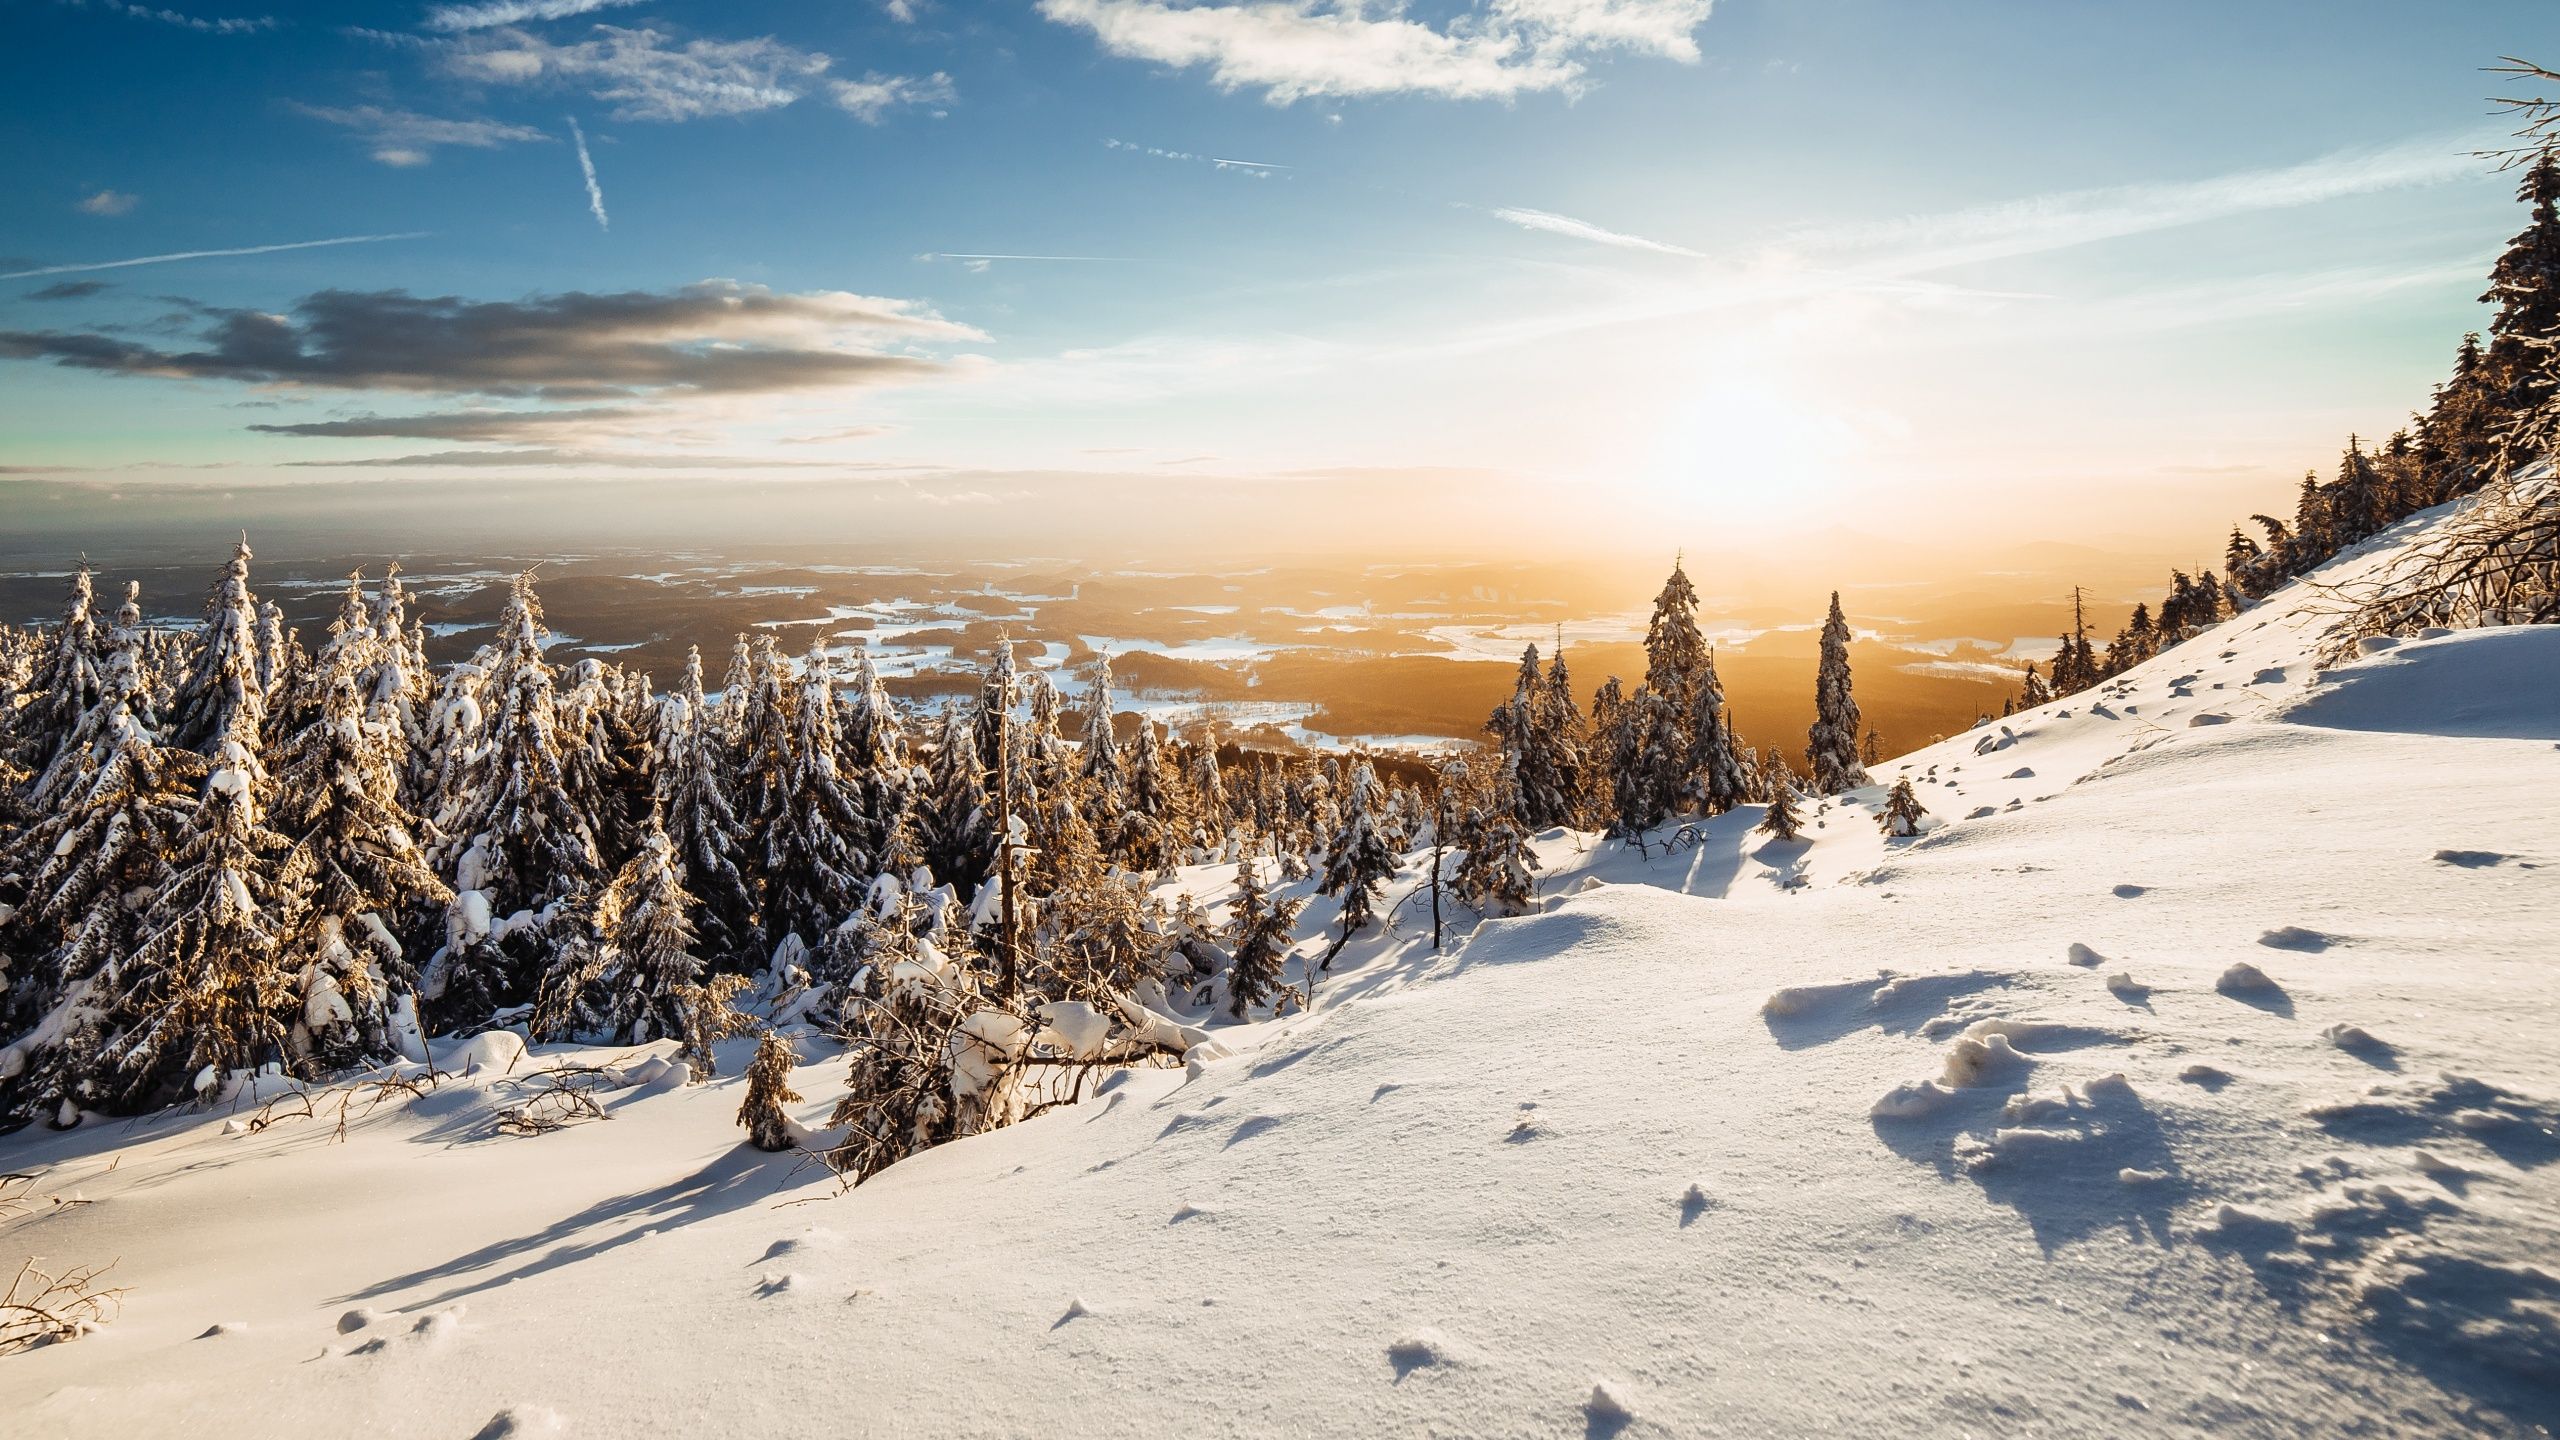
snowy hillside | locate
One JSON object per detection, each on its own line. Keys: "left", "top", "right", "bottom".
{"left": 4, "top": 501, "right": 2557, "bottom": 1438}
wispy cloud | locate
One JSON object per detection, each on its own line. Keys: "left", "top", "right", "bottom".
{"left": 1038, "top": 0, "right": 1711, "bottom": 104}
{"left": 59, "top": 0, "right": 277, "bottom": 36}
{"left": 1491, "top": 205, "right": 1701, "bottom": 257}
{"left": 290, "top": 102, "right": 550, "bottom": 166}
{"left": 1103, "top": 137, "right": 1290, "bottom": 177}
{"left": 830, "top": 72, "right": 955, "bottom": 122}
{"left": 24, "top": 280, "right": 114, "bottom": 301}
{"left": 440, "top": 24, "right": 945, "bottom": 126}
{"left": 1791, "top": 133, "right": 2490, "bottom": 269}
{"left": 423, "top": 0, "right": 641, "bottom": 33}
{"left": 0, "top": 232, "right": 429, "bottom": 281}
{"left": 76, "top": 189, "right": 139, "bottom": 216}
{"left": 920, "top": 251, "right": 1139, "bottom": 273}
{"left": 568, "top": 116, "right": 609, "bottom": 229}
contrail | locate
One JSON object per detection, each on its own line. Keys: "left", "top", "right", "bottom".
{"left": 0, "top": 232, "right": 431, "bottom": 281}
{"left": 569, "top": 116, "right": 609, "bottom": 232}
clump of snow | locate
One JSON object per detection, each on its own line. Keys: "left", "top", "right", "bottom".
{"left": 2217, "top": 961, "right": 2280, "bottom": 995}
{"left": 2065, "top": 942, "right": 2103, "bottom": 967}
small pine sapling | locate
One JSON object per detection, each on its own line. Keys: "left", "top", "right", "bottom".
{"left": 737, "top": 1028, "right": 803, "bottom": 1151}
{"left": 1879, "top": 777, "right": 1930, "bottom": 838}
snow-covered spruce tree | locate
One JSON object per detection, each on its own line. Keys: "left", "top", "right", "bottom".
{"left": 1612, "top": 558, "right": 1713, "bottom": 833}
{"left": 1757, "top": 778, "right": 1805, "bottom": 842}
{"left": 1019, "top": 669, "right": 1075, "bottom": 804}
{"left": 0, "top": 630, "right": 200, "bottom": 1067}
{"left": 1120, "top": 716, "right": 1185, "bottom": 873}
{"left": 737, "top": 1028, "right": 802, "bottom": 1151}
{"left": 1879, "top": 777, "right": 1929, "bottom": 838}
{"left": 1682, "top": 641, "right": 1746, "bottom": 817}
{"left": 1078, "top": 650, "right": 1124, "bottom": 799}
{"left": 28, "top": 585, "right": 155, "bottom": 813}
{"left": 760, "top": 644, "right": 872, "bottom": 951}
{"left": 653, "top": 647, "right": 761, "bottom": 968}
{"left": 427, "top": 572, "right": 604, "bottom": 1023}
{"left": 1186, "top": 742, "right": 1227, "bottom": 856}
{"left": 1536, "top": 642, "right": 1587, "bottom": 828}
{"left": 269, "top": 644, "right": 451, "bottom": 1068}
{"left": 1804, "top": 591, "right": 1870, "bottom": 794}
{"left": 4, "top": 565, "right": 104, "bottom": 784}
{"left": 88, "top": 750, "right": 296, "bottom": 1112}
{"left": 923, "top": 702, "right": 994, "bottom": 899}
{"left": 839, "top": 644, "right": 910, "bottom": 852}
{"left": 582, "top": 814, "right": 704, "bottom": 1048}
{"left": 168, "top": 539, "right": 269, "bottom": 758}
{"left": 1223, "top": 854, "right": 1302, "bottom": 1019}
{"left": 1317, "top": 758, "right": 1399, "bottom": 963}
{"left": 1451, "top": 757, "right": 1540, "bottom": 917}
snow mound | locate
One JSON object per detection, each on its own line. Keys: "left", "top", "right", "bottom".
{"left": 2274, "top": 626, "right": 2560, "bottom": 740}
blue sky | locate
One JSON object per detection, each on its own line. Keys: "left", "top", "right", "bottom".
{"left": 0, "top": 0, "right": 2549, "bottom": 554}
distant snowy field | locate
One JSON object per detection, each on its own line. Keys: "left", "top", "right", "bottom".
{"left": 4, "top": 504, "right": 2556, "bottom": 1437}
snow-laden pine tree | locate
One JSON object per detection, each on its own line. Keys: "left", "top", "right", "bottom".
{"left": 1879, "top": 777, "right": 1929, "bottom": 838}
{"left": 28, "top": 584, "right": 155, "bottom": 813}
{"left": 0, "top": 620, "right": 200, "bottom": 1064}
{"left": 88, "top": 750, "right": 295, "bottom": 1113}
{"left": 760, "top": 645, "right": 872, "bottom": 951}
{"left": 1488, "top": 642, "right": 1579, "bottom": 831}
{"left": 1451, "top": 756, "right": 1540, "bottom": 916}
{"left": 839, "top": 644, "right": 910, "bottom": 851}
{"left": 1317, "top": 758, "right": 1399, "bottom": 962}
{"left": 1757, "top": 778, "right": 1805, "bottom": 842}
{"left": 4, "top": 566, "right": 104, "bottom": 785}
{"left": 1079, "top": 650, "right": 1124, "bottom": 798}
{"left": 653, "top": 647, "right": 761, "bottom": 968}
{"left": 1616, "top": 558, "right": 1715, "bottom": 832}
{"left": 738, "top": 1028, "right": 803, "bottom": 1151}
{"left": 169, "top": 539, "right": 268, "bottom": 758}
{"left": 1120, "top": 716, "right": 1184, "bottom": 873}
{"left": 924, "top": 702, "right": 994, "bottom": 899}
{"left": 585, "top": 814, "right": 704, "bottom": 1047}
{"left": 1682, "top": 642, "right": 1746, "bottom": 817}
{"left": 1804, "top": 592, "right": 1870, "bottom": 794}
{"left": 269, "top": 641, "right": 450, "bottom": 1068}
{"left": 427, "top": 573, "right": 604, "bottom": 1022}
{"left": 1222, "top": 854, "right": 1302, "bottom": 1019}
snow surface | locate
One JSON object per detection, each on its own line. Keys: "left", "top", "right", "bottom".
{"left": 5, "top": 505, "right": 2559, "bottom": 1436}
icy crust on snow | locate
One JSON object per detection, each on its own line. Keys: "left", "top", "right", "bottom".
{"left": 5, "top": 506, "right": 2560, "bottom": 1437}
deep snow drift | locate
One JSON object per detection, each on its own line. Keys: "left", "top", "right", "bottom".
{"left": 4, "top": 505, "right": 2557, "bottom": 1438}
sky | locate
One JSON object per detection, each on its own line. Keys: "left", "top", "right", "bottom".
{"left": 0, "top": 0, "right": 2550, "bottom": 560}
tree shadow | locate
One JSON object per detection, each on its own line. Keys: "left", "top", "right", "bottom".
{"left": 337, "top": 1146, "right": 820, "bottom": 1312}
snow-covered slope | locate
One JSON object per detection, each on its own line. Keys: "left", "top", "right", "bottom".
{"left": 5, "top": 505, "right": 2557, "bottom": 1438}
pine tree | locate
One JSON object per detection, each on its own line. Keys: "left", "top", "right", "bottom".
{"left": 427, "top": 573, "right": 604, "bottom": 1021}
{"left": 738, "top": 1028, "right": 803, "bottom": 1151}
{"left": 269, "top": 641, "right": 450, "bottom": 1067}
{"left": 169, "top": 539, "right": 269, "bottom": 757}
{"left": 760, "top": 645, "right": 872, "bottom": 947}
{"left": 1879, "top": 777, "right": 1929, "bottom": 838}
{"left": 1804, "top": 591, "right": 1869, "bottom": 794}
{"left": 924, "top": 702, "right": 994, "bottom": 898}
{"left": 1451, "top": 759, "right": 1539, "bottom": 916}
{"left": 1079, "top": 650, "right": 1124, "bottom": 798}
{"left": 1317, "top": 759, "right": 1399, "bottom": 962}
{"left": 1222, "top": 855, "right": 1302, "bottom": 1019}
{"left": 5, "top": 565, "right": 105, "bottom": 785}
{"left": 654, "top": 647, "right": 761, "bottom": 968}
{"left": 91, "top": 755, "right": 295, "bottom": 1112}
{"left": 2484, "top": 153, "right": 2560, "bottom": 420}
{"left": 1682, "top": 644, "right": 1745, "bottom": 817}
{"left": 587, "top": 816, "right": 704, "bottom": 1047}
{"left": 1120, "top": 716, "right": 1184, "bottom": 871}
{"left": 1757, "top": 778, "right": 1805, "bottom": 842}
